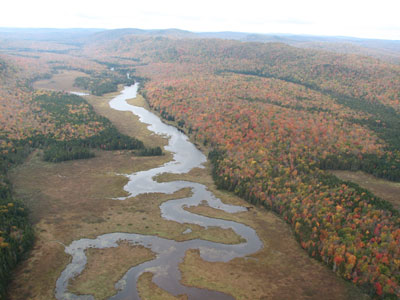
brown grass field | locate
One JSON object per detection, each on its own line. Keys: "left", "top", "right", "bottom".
{"left": 8, "top": 71, "right": 368, "bottom": 299}
{"left": 33, "top": 70, "right": 89, "bottom": 93}
{"left": 69, "top": 242, "right": 156, "bottom": 300}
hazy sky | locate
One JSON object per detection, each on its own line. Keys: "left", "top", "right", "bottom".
{"left": 1, "top": 0, "right": 399, "bottom": 40}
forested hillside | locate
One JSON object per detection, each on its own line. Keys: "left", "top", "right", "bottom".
{"left": 80, "top": 35, "right": 400, "bottom": 298}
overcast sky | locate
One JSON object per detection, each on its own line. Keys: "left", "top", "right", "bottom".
{"left": 1, "top": 0, "right": 399, "bottom": 40}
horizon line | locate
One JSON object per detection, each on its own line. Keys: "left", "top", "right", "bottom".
{"left": 0, "top": 26, "right": 399, "bottom": 42}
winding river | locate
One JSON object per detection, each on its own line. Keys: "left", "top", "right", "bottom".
{"left": 55, "top": 84, "right": 263, "bottom": 300}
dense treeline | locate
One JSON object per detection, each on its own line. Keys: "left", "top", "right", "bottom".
{"left": 0, "top": 59, "right": 36, "bottom": 299}
{"left": 83, "top": 127, "right": 144, "bottom": 150}
{"left": 136, "top": 146, "right": 163, "bottom": 156}
{"left": 42, "top": 127, "right": 145, "bottom": 163}
{"left": 209, "top": 148, "right": 399, "bottom": 299}
{"left": 74, "top": 71, "right": 135, "bottom": 96}
{"left": 0, "top": 140, "right": 34, "bottom": 299}
{"left": 0, "top": 195, "right": 33, "bottom": 299}
{"left": 74, "top": 76, "right": 116, "bottom": 95}
{"left": 320, "top": 152, "right": 400, "bottom": 182}
{"left": 43, "top": 144, "right": 94, "bottom": 162}
{"left": 209, "top": 149, "right": 398, "bottom": 215}
{"left": 33, "top": 92, "right": 145, "bottom": 162}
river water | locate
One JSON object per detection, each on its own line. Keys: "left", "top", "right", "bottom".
{"left": 55, "top": 84, "right": 263, "bottom": 300}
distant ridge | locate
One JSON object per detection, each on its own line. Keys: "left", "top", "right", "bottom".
{"left": 1, "top": 27, "right": 399, "bottom": 63}
{"left": 87, "top": 28, "right": 400, "bottom": 63}
{"left": 87, "top": 28, "right": 196, "bottom": 42}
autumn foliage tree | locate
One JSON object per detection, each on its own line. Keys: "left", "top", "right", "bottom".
{"left": 106, "top": 38, "right": 400, "bottom": 298}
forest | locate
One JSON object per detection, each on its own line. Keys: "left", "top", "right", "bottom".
{"left": 73, "top": 72, "right": 135, "bottom": 96}
{"left": 120, "top": 37, "right": 400, "bottom": 298}
{"left": 33, "top": 91, "right": 144, "bottom": 162}
{"left": 141, "top": 76, "right": 400, "bottom": 299}
{"left": 0, "top": 31, "right": 400, "bottom": 299}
